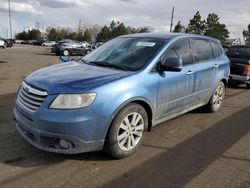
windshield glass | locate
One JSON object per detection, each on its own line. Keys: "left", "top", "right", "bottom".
{"left": 82, "top": 37, "right": 165, "bottom": 71}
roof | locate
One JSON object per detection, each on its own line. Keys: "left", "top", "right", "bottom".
{"left": 120, "top": 32, "right": 217, "bottom": 41}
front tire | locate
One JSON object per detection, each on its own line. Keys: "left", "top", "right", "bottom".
{"left": 246, "top": 83, "right": 250, "bottom": 89}
{"left": 208, "top": 81, "right": 225, "bottom": 112}
{"left": 104, "top": 103, "right": 148, "bottom": 159}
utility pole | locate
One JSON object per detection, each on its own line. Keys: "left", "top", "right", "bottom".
{"left": 78, "top": 18, "right": 82, "bottom": 35}
{"left": 170, "top": 6, "right": 174, "bottom": 33}
{"left": 8, "top": 0, "right": 13, "bottom": 39}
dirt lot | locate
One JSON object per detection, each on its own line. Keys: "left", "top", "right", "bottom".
{"left": 0, "top": 45, "right": 249, "bottom": 188}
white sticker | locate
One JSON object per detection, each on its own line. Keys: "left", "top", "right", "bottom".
{"left": 136, "top": 42, "right": 156, "bottom": 47}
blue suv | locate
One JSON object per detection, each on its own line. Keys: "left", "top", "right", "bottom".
{"left": 14, "top": 33, "right": 230, "bottom": 158}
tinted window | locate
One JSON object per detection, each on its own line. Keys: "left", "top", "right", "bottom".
{"left": 226, "top": 47, "right": 238, "bottom": 58}
{"left": 191, "top": 39, "right": 213, "bottom": 62}
{"left": 211, "top": 40, "right": 222, "bottom": 57}
{"left": 237, "top": 47, "right": 250, "bottom": 59}
{"left": 163, "top": 40, "right": 192, "bottom": 65}
{"left": 227, "top": 46, "right": 250, "bottom": 59}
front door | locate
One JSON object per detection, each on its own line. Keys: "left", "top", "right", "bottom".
{"left": 157, "top": 39, "right": 195, "bottom": 119}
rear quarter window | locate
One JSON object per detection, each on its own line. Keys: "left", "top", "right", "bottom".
{"left": 191, "top": 39, "right": 213, "bottom": 62}
{"left": 211, "top": 40, "right": 222, "bottom": 58}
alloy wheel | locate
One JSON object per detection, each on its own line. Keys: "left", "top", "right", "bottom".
{"left": 117, "top": 112, "right": 144, "bottom": 151}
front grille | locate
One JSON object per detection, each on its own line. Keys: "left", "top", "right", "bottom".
{"left": 17, "top": 82, "right": 47, "bottom": 112}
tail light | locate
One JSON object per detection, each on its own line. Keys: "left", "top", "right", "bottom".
{"left": 243, "top": 64, "right": 250, "bottom": 76}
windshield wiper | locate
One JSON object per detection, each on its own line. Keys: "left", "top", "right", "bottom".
{"left": 89, "top": 61, "right": 130, "bottom": 71}
{"left": 79, "top": 59, "right": 89, "bottom": 64}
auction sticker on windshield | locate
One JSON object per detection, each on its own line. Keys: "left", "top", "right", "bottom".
{"left": 136, "top": 42, "right": 156, "bottom": 47}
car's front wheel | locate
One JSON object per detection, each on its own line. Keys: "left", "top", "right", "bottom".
{"left": 104, "top": 103, "right": 148, "bottom": 158}
{"left": 246, "top": 83, "right": 250, "bottom": 89}
{"left": 208, "top": 81, "right": 225, "bottom": 112}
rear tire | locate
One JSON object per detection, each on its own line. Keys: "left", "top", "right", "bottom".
{"left": 246, "top": 83, "right": 250, "bottom": 89}
{"left": 207, "top": 81, "right": 225, "bottom": 112}
{"left": 104, "top": 103, "right": 148, "bottom": 159}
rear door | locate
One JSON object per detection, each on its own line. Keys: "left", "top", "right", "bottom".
{"left": 190, "top": 38, "right": 217, "bottom": 103}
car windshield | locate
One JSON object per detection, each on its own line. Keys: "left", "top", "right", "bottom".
{"left": 82, "top": 37, "right": 165, "bottom": 71}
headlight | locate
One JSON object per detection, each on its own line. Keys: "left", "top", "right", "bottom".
{"left": 50, "top": 93, "right": 96, "bottom": 109}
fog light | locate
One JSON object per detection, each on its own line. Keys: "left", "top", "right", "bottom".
{"left": 59, "top": 139, "right": 72, "bottom": 149}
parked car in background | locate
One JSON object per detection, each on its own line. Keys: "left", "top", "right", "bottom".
{"left": 51, "top": 40, "right": 87, "bottom": 56}
{"left": 42, "top": 41, "right": 56, "bottom": 47}
{"left": 226, "top": 45, "right": 250, "bottom": 88}
{"left": 3, "top": 39, "right": 15, "bottom": 47}
{"left": 15, "top": 40, "right": 23, "bottom": 44}
{"left": 0, "top": 39, "right": 6, "bottom": 48}
{"left": 21, "top": 40, "right": 34, "bottom": 45}
{"left": 80, "top": 41, "right": 89, "bottom": 48}
{"left": 33, "top": 40, "right": 45, "bottom": 46}
{"left": 14, "top": 33, "right": 229, "bottom": 158}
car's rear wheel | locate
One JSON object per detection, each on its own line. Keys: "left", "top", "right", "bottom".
{"left": 63, "top": 49, "right": 70, "bottom": 56}
{"left": 208, "top": 81, "right": 225, "bottom": 112}
{"left": 246, "top": 83, "right": 250, "bottom": 89}
{"left": 104, "top": 103, "right": 148, "bottom": 158}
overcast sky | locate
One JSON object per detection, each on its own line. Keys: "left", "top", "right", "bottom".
{"left": 0, "top": 0, "right": 249, "bottom": 39}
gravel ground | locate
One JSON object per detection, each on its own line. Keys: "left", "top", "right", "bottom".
{"left": 0, "top": 45, "right": 249, "bottom": 188}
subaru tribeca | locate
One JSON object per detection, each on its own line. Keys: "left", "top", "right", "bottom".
{"left": 14, "top": 33, "right": 230, "bottom": 158}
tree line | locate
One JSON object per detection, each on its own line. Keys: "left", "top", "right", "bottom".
{"left": 15, "top": 20, "right": 149, "bottom": 42}
{"left": 15, "top": 13, "right": 250, "bottom": 44}
{"left": 172, "top": 11, "right": 249, "bottom": 44}
{"left": 173, "top": 11, "right": 230, "bottom": 42}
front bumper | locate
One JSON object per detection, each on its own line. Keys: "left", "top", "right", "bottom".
{"left": 14, "top": 104, "right": 108, "bottom": 154}
{"left": 229, "top": 74, "right": 250, "bottom": 84}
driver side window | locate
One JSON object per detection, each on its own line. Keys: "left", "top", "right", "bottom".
{"left": 162, "top": 39, "right": 192, "bottom": 65}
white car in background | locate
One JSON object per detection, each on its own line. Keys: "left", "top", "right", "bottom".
{"left": 42, "top": 41, "right": 56, "bottom": 47}
{"left": 0, "top": 39, "right": 6, "bottom": 48}
{"left": 80, "top": 41, "right": 89, "bottom": 48}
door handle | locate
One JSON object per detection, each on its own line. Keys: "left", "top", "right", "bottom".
{"left": 186, "top": 71, "right": 194, "bottom": 75}
{"left": 213, "top": 64, "right": 219, "bottom": 68}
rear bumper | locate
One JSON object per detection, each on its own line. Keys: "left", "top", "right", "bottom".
{"left": 229, "top": 74, "right": 250, "bottom": 84}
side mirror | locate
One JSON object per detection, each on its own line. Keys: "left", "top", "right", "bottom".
{"left": 160, "top": 57, "right": 183, "bottom": 72}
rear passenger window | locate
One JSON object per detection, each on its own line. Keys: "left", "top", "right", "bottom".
{"left": 163, "top": 40, "right": 192, "bottom": 65}
{"left": 191, "top": 39, "right": 213, "bottom": 62}
{"left": 211, "top": 40, "right": 222, "bottom": 58}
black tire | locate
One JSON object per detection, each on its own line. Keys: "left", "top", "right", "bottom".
{"left": 104, "top": 103, "right": 148, "bottom": 159}
{"left": 63, "top": 49, "right": 70, "bottom": 56}
{"left": 246, "top": 83, "right": 250, "bottom": 89}
{"left": 207, "top": 81, "right": 225, "bottom": 112}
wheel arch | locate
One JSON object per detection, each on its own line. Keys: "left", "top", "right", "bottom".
{"left": 221, "top": 78, "right": 228, "bottom": 88}
{"left": 104, "top": 97, "right": 154, "bottom": 141}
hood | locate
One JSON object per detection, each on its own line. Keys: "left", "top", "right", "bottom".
{"left": 25, "top": 61, "right": 134, "bottom": 94}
